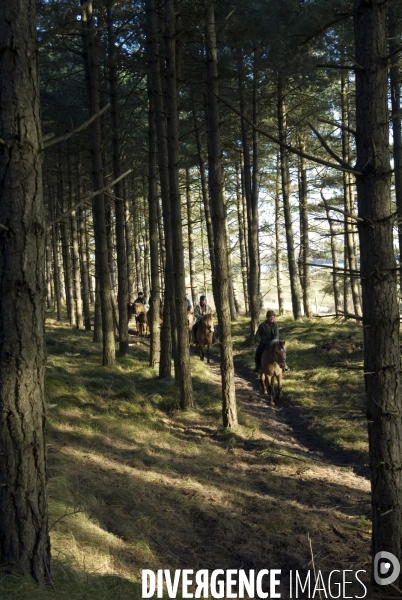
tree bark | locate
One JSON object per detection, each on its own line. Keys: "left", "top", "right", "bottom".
{"left": 186, "top": 168, "right": 198, "bottom": 307}
{"left": 389, "top": 10, "right": 402, "bottom": 296}
{"left": 68, "top": 157, "right": 84, "bottom": 329}
{"left": 205, "top": 0, "right": 237, "bottom": 428}
{"left": 341, "top": 71, "right": 361, "bottom": 318}
{"left": 50, "top": 196, "right": 63, "bottom": 321}
{"left": 298, "top": 138, "right": 312, "bottom": 317}
{"left": 59, "top": 167, "right": 74, "bottom": 324}
{"left": 235, "top": 162, "right": 249, "bottom": 314}
{"left": 145, "top": 0, "right": 174, "bottom": 378}
{"left": 277, "top": 77, "right": 303, "bottom": 320}
{"left": 237, "top": 47, "right": 260, "bottom": 338}
{"left": 45, "top": 241, "right": 53, "bottom": 310}
{"left": 192, "top": 97, "right": 217, "bottom": 300}
{"left": 0, "top": 0, "right": 51, "bottom": 582}
{"left": 148, "top": 90, "right": 161, "bottom": 369}
{"left": 77, "top": 158, "right": 91, "bottom": 330}
{"left": 165, "top": 0, "right": 194, "bottom": 408}
{"left": 354, "top": 0, "right": 402, "bottom": 582}
{"left": 322, "top": 197, "right": 342, "bottom": 316}
{"left": 275, "top": 155, "right": 285, "bottom": 315}
{"left": 107, "top": 0, "right": 128, "bottom": 354}
{"left": 81, "top": 0, "right": 115, "bottom": 364}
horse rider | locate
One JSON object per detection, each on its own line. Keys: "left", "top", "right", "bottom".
{"left": 186, "top": 294, "right": 192, "bottom": 313}
{"left": 192, "top": 295, "right": 212, "bottom": 342}
{"left": 134, "top": 291, "right": 146, "bottom": 305}
{"left": 254, "top": 310, "right": 279, "bottom": 372}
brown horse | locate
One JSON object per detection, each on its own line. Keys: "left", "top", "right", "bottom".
{"left": 132, "top": 302, "right": 148, "bottom": 336}
{"left": 196, "top": 314, "right": 214, "bottom": 363}
{"left": 260, "top": 340, "right": 287, "bottom": 405}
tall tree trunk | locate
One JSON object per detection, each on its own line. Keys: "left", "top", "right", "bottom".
{"left": 341, "top": 72, "right": 362, "bottom": 317}
{"left": 77, "top": 158, "right": 91, "bottom": 330}
{"left": 354, "top": 0, "right": 402, "bottom": 582}
{"left": 59, "top": 168, "right": 74, "bottom": 324}
{"left": 298, "top": 138, "right": 312, "bottom": 317}
{"left": 0, "top": 0, "right": 51, "bottom": 581}
{"left": 223, "top": 182, "right": 237, "bottom": 321}
{"left": 235, "top": 162, "right": 249, "bottom": 314}
{"left": 107, "top": 0, "right": 128, "bottom": 354}
{"left": 82, "top": 0, "right": 115, "bottom": 364}
{"left": 133, "top": 195, "right": 142, "bottom": 294}
{"left": 146, "top": 0, "right": 174, "bottom": 378}
{"left": 321, "top": 196, "right": 342, "bottom": 316}
{"left": 237, "top": 47, "right": 260, "bottom": 338}
{"left": 277, "top": 77, "right": 302, "bottom": 320}
{"left": 148, "top": 90, "right": 161, "bottom": 368}
{"left": 124, "top": 180, "right": 135, "bottom": 303}
{"left": 68, "top": 158, "right": 84, "bottom": 329}
{"left": 275, "top": 156, "right": 285, "bottom": 315}
{"left": 85, "top": 211, "right": 95, "bottom": 305}
{"left": 165, "top": 0, "right": 194, "bottom": 408}
{"left": 186, "top": 168, "right": 197, "bottom": 307}
{"left": 50, "top": 193, "right": 63, "bottom": 321}
{"left": 192, "top": 97, "right": 217, "bottom": 300}
{"left": 45, "top": 241, "right": 53, "bottom": 310}
{"left": 205, "top": 0, "right": 237, "bottom": 428}
{"left": 389, "top": 10, "right": 402, "bottom": 296}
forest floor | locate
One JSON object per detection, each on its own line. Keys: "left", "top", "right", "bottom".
{"left": 1, "top": 314, "right": 386, "bottom": 599}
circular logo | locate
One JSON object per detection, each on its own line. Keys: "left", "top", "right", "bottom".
{"left": 374, "top": 551, "right": 400, "bottom": 586}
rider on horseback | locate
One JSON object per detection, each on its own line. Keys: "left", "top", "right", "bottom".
{"left": 134, "top": 291, "right": 146, "bottom": 305}
{"left": 192, "top": 295, "right": 212, "bottom": 343}
{"left": 254, "top": 310, "right": 279, "bottom": 372}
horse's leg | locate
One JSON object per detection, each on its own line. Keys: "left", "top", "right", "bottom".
{"left": 276, "top": 370, "right": 283, "bottom": 400}
{"left": 206, "top": 343, "right": 210, "bottom": 364}
{"left": 267, "top": 375, "right": 275, "bottom": 405}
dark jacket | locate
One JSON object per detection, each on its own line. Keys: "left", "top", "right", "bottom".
{"left": 134, "top": 296, "right": 145, "bottom": 305}
{"left": 254, "top": 321, "right": 279, "bottom": 344}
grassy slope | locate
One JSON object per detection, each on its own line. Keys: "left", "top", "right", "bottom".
{"left": 0, "top": 315, "right": 372, "bottom": 599}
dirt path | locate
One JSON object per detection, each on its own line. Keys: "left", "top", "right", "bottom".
{"left": 203, "top": 353, "right": 372, "bottom": 596}
{"left": 129, "top": 336, "right": 372, "bottom": 595}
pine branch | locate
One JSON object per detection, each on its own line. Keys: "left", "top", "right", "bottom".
{"left": 48, "top": 169, "right": 133, "bottom": 227}
{"left": 43, "top": 103, "right": 110, "bottom": 149}
{"left": 308, "top": 122, "right": 347, "bottom": 167}
{"left": 317, "top": 118, "right": 356, "bottom": 136}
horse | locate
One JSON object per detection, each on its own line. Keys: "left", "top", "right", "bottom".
{"left": 195, "top": 313, "right": 214, "bottom": 363}
{"left": 132, "top": 302, "right": 148, "bottom": 337}
{"left": 136, "top": 311, "right": 148, "bottom": 337}
{"left": 260, "top": 340, "right": 287, "bottom": 405}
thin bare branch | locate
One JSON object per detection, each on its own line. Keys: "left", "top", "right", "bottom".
{"left": 48, "top": 168, "right": 133, "bottom": 227}
{"left": 43, "top": 103, "right": 110, "bottom": 150}
{"left": 318, "top": 117, "right": 356, "bottom": 136}
{"left": 308, "top": 122, "right": 347, "bottom": 166}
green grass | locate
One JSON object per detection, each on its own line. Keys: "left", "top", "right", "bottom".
{"left": 0, "top": 313, "right": 371, "bottom": 599}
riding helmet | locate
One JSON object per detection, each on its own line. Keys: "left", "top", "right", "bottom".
{"left": 266, "top": 310, "right": 275, "bottom": 318}
{"left": 200, "top": 295, "right": 206, "bottom": 301}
